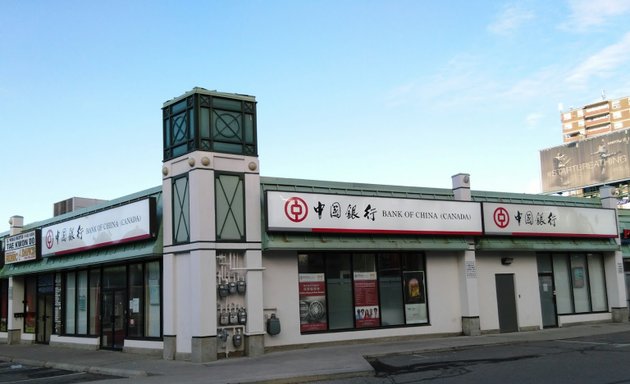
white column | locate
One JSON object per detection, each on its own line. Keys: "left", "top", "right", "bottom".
{"left": 600, "top": 186, "right": 628, "bottom": 321}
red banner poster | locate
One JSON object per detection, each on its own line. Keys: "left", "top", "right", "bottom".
{"left": 353, "top": 271, "right": 380, "bottom": 328}
{"left": 298, "top": 273, "right": 327, "bottom": 332}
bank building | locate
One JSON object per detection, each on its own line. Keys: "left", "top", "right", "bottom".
{"left": 0, "top": 88, "right": 628, "bottom": 362}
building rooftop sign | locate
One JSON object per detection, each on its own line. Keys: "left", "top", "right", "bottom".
{"left": 482, "top": 202, "right": 617, "bottom": 238}
{"left": 41, "top": 198, "right": 156, "bottom": 257}
{"left": 265, "top": 191, "right": 482, "bottom": 236}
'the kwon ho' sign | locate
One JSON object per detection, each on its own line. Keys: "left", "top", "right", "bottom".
{"left": 266, "top": 191, "right": 482, "bottom": 235}
{"left": 41, "top": 198, "right": 156, "bottom": 257}
{"left": 482, "top": 202, "right": 618, "bottom": 237}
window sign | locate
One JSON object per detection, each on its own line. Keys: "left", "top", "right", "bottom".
{"left": 41, "top": 198, "right": 155, "bottom": 257}
{"left": 267, "top": 191, "right": 482, "bottom": 235}
{"left": 4, "top": 230, "right": 39, "bottom": 264}
{"left": 482, "top": 202, "right": 617, "bottom": 237}
{"left": 403, "top": 271, "right": 428, "bottom": 324}
{"left": 298, "top": 273, "right": 327, "bottom": 332}
{"left": 354, "top": 272, "right": 380, "bottom": 328}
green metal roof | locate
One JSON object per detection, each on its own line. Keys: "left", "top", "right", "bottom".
{"left": 477, "top": 237, "right": 619, "bottom": 252}
{"left": 263, "top": 233, "right": 470, "bottom": 251}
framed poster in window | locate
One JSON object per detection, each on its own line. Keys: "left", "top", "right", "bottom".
{"left": 404, "top": 271, "right": 428, "bottom": 324}
{"left": 298, "top": 273, "right": 327, "bottom": 332}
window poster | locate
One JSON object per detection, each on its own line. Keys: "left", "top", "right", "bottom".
{"left": 403, "top": 271, "right": 428, "bottom": 324}
{"left": 353, "top": 271, "right": 380, "bottom": 328}
{"left": 298, "top": 273, "right": 327, "bottom": 332}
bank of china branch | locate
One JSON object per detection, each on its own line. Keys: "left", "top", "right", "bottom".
{"left": 0, "top": 192, "right": 162, "bottom": 351}
{"left": 261, "top": 183, "right": 623, "bottom": 349}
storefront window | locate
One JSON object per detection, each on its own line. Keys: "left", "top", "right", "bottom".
{"left": 379, "top": 255, "right": 404, "bottom": 326}
{"left": 326, "top": 255, "right": 352, "bottom": 330}
{"left": 587, "top": 254, "right": 607, "bottom": 312}
{"left": 298, "top": 252, "right": 427, "bottom": 334}
{"left": 65, "top": 272, "right": 76, "bottom": 334}
{"left": 128, "top": 263, "right": 144, "bottom": 338}
{"left": 77, "top": 271, "right": 88, "bottom": 334}
{"left": 571, "top": 254, "right": 590, "bottom": 313}
{"left": 24, "top": 276, "right": 36, "bottom": 333}
{"left": 145, "top": 261, "right": 161, "bottom": 337}
{"left": 546, "top": 253, "right": 608, "bottom": 315}
{"left": 89, "top": 270, "right": 100, "bottom": 335}
{"left": 552, "top": 256, "right": 573, "bottom": 313}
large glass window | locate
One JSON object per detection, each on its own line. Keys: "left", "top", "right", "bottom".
{"left": 89, "top": 270, "right": 100, "bottom": 335}
{"left": 145, "top": 261, "right": 161, "bottom": 338}
{"left": 24, "top": 276, "right": 37, "bottom": 333}
{"left": 128, "top": 263, "right": 144, "bottom": 338}
{"left": 542, "top": 253, "right": 608, "bottom": 315}
{"left": 77, "top": 271, "right": 88, "bottom": 334}
{"left": 298, "top": 252, "right": 427, "bottom": 333}
{"left": 65, "top": 272, "right": 76, "bottom": 334}
{"left": 326, "top": 255, "right": 353, "bottom": 330}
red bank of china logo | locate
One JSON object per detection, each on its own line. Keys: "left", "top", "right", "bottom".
{"left": 493, "top": 207, "right": 509, "bottom": 228}
{"left": 284, "top": 197, "right": 308, "bottom": 223}
{"left": 45, "top": 229, "right": 54, "bottom": 249}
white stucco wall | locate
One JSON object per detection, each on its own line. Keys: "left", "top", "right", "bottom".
{"left": 476, "top": 252, "right": 541, "bottom": 332}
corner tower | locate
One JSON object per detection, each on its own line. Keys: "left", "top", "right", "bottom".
{"left": 161, "top": 88, "right": 263, "bottom": 362}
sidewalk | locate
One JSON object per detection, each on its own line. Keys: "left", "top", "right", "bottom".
{"left": 1, "top": 322, "right": 630, "bottom": 384}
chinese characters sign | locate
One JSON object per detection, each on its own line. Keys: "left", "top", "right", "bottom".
{"left": 266, "top": 192, "right": 483, "bottom": 235}
{"left": 482, "top": 202, "right": 617, "bottom": 237}
{"left": 41, "top": 198, "right": 155, "bottom": 257}
{"left": 4, "top": 230, "right": 39, "bottom": 264}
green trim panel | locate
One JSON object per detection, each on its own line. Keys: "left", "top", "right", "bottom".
{"left": 477, "top": 237, "right": 619, "bottom": 252}
{"left": 263, "top": 233, "right": 470, "bottom": 251}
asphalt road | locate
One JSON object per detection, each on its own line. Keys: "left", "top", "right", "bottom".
{"left": 0, "top": 361, "right": 122, "bottom": 383}
{"left": 313, "top": 330, "right": 630, "bottom": 384}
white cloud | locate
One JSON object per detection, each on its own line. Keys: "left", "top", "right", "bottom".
{"left": 565, "top": 0, "right": 630, "bottom": 29}
{"left": 526, "top": 112, "right": 544, "bottom": 129}
{"left": 565, "top": 31, "right": 630, "bottom": 87}
{"left": 487, "top": 4, "right": 535, "bottom": 35}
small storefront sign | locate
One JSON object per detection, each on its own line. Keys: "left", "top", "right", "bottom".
{"left": 266, "top": 191, "right": 482, "bottom": 235}
{"left": 482, "top": 202, "right": 617, "bottom": 237}
{"left": 4, "top": 230, "right": 39, "bottom": 264}
{"left": 41, "top": 198, "right": 156, "bottom": 257}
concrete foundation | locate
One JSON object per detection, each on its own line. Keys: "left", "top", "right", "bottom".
{"left": 462, "top": 316, "right": 481, "bottom": 336}
{"left": 163, "top": 335, "right": 176, "bottom": 360}
{"left": 192, "top": 336, "right": 217, "bottom": 363}
{"left": 245, "top": 334, "right": 264, "bottom": 357}
{"left": 7, "top": 329, "right": 20, "bottom": 345}
{"left": 612, "top": 307, "right": 629, "bottom": 323}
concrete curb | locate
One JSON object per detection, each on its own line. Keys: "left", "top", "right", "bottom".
{"left": 1, "top": 356, "right": 149, "bottom": 378}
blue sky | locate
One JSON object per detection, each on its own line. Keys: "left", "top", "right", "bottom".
{"left": 2, "top": 0, "right": 630, "bottom": 229}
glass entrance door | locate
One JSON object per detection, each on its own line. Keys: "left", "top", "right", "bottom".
{"left": 36, "top": 274, "right": 54, "bottom": 344}
{"left": 36, "top": 293, "right": 53, "bottom": 344}
{"left": 101, "top": 289, "right": 126, "bottom": 350}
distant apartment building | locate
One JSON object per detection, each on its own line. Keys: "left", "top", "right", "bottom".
{"left": 561, "top": 96, "right": 630, "bottom": 143}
